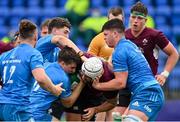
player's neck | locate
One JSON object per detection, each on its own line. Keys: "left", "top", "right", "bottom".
{"left": 20, "top": 40, "right": 34, "bottom": 47}
{"left": 131, "top": 26, "right": 145, "bottom": 37}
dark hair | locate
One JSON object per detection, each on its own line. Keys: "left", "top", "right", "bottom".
{"left": 102, "top": 19, "right": 125, "bottom": 33}
{"left": 131, "top": 1, "right": 148, "bottom": 16}
{"left": 48, "top": 17, "right": 71, "bottom": 34}
{"left": 58, "top": 46, "right": 82, "bottom": 71}
{"left": 40, "top": 19, "right": 51, "bottom": 30}
{"left": 19, "top": 19, "right": 37, "bottom": 39}
{"left": 108, "top": 7, "right": 124, "bottom": 17}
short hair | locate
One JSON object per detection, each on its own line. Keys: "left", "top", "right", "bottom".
{"left": 108, "top": 7, "right": 124, "bottom": 17}
{"left": 58, "top": 46, "right": 82, "bottom": 70}
{"left": 48, "top": 17, "right": 71, "bottom": 34}
{"left": 131, "top": 1, "right": 148, "bottom": 16}
{"left": 40, "top": 19, "right": 51, "bottom": 30}
{"left": 102, "top": 19, "right": 125, "bottom": 33}
{"left": 19, "top": 19, "right": 37, "bottom": 39}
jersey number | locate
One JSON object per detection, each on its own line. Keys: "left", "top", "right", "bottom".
{"left": 3, "top": 66, "right": 16, "bottom": 84}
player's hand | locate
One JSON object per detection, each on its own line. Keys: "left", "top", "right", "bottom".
{"left": 54, "top": 82, "right": 65, "bottom": 97}
{"left": 155, "top": 74, "right": 167, "bottom": 86}
{"left": 92, "top": 76, "right": 101, "bottom": 89}
{"left": 81, "top": 107, "right": 96, "bottom": 121}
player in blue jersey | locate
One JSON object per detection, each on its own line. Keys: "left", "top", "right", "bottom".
{"left": 92, "top": 19, "right": 165, "bottom": 121}
{"left": 0, "top": 19, "right": 64, "bottom": 121}
{"left": 36, "top": 17, "right": 71, "bottom": 65}
{"left": 36, "top": 17, "right": 73, "bottom": 120}
{"left": 40, "top": 19, "right": 51, "bottom": 37}
{"left": 30, "top": 46, "right": 84, "bottom": 121}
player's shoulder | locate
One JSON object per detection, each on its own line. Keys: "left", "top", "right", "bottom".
{"left": 92, "top": 32, "right": 104, "bottom": 41}
{"left": 36, "top": 35, "right": 53, "bottom": 46}
{"left": 144, "top": 27, "right": 161, "bottom": 36}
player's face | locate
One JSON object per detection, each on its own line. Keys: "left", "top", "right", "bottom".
{"left": 63, "top": 62, "right": 77, "bottom": 74}
{"left": 129, "top": 15, "right": 146, "bottom": 32}
{"left": 54, "top": 27, "right": 70, "bottom": 38}
{"left": 103, "top": 30, "right": 116, "bottom": 48}
{"left": 40, "top": 26, "right": 48, "bottom": 37}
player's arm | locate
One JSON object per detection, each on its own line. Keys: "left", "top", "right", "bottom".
{"left": 32, "top": 68, "right": 65, "bottom": 97}
{"left": 60, "top": 79, "right": 85, "bottom": 108}
{"left": 82, "top": 97, "right": 117, "bottom": 121}
{"left": 162, "top": 42, "right": 179, "bottom": 74}
{"left": 156, "top": 42, "right": 179, "bottom": 85}
{"left": 51, "top": 35, "right": 87, "bottom": 61}
{"left": 93, "top": 71, "right": 128, "bottom": 91}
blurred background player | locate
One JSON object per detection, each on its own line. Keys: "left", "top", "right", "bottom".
{"left": 40, "top": 19, "right": 51, "bottom": 37}
{"left": 30, "top": 46, "right": 84, "bottom": 121}
{"left": 125, "top": 2, "right": 179, "bottom": 86}
{"left": 88, "top": 7, "right": 123, "bottom": 60}
{"left": 0, "top": 19, "right": 64, "bottom": 121}
{"left": 93, "top": 18, "right": 164, "bottom": 121}
{"left": 0, "top": 32, "right": 20, "bottom": 55}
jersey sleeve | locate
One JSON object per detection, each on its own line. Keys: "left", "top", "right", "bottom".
{"left": 155, "top": 31, "right": 169, "bottom": 49}
{"left": 112, "top": 47, "right": 128, "bottom": 72}
{"left": 36, "top": 35, "right": 57, "bottom": 55}
{"left": 30, "top": 50, "right": 44, "bottom": 70}
{"left": 60, "top": 77, "right": 71, "bottom": 98}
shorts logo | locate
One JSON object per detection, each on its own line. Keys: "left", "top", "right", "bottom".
{"left": 144, "top": 105, "right": 152, "bottom": 113}
{"left": 132, "top": 101, "right": 139, "bottom": 107}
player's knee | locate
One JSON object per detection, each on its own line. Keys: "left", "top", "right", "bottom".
{"left": 123, "top": 114, "right": 143, "bottom": 122}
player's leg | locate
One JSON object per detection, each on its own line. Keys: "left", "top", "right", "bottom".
{"left": 95, "top": 112, "right": 106, "bottom": 121}
{"left": 105, "top": 88, "right": 131, "bottom": 121}
{"left": 123, "top": 114, "right": 144, "bottom": 122}
{"left": 49, "top": 100, "right": 64, "bottom": 121}
{"left": 65, "top": 112, "right": 82, "bottom": 121}
{"left": 128, "top": 85, "right": 164, "bottom": 121}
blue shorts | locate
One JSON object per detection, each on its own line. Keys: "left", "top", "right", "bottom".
{"left": 33, "top": 110, "right": 52, "bottom": 121}
{"left": 129, "top": 85, "right": 165, "bottom": 121}
{"left": 0, "top": 103, "right": 33, "bottom": 121}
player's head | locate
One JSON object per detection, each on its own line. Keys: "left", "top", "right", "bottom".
{"left": 48, "top": 17, "right": 71, "bottom": 38}
{"left": 19, "top": 19, "right": 37, "bottom": 46}
{"left": 129, "top": 2, "right": 148, "bottom": 32}
{"left": 102, "top": 19, "right": 125, "bottom": 48}
{"left": 81, "top": 57, "right": 104, "bottom": 85}
{"left": 40, "top": 19, "right": 51, "bottom": 37}
{"left": 58, "top": 46, "right": 82, "bottom": 74}
{"left": 108, "top": 7, "right": 124, "bottom": 21}
{"left": 11, "top": 31, "right": 21, "bottom": 47}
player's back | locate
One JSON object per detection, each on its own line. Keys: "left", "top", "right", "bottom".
{"left": 36, "top": 35, "right": 60, "bottom": 64}
{"left": 30, "top": 62, "right": 71, "bottom": 116}
{"left": 113, "top": 39, "right": 158, "bottom": 93}
{"left": 0, "top": 44, "right": 43, "bottom": 105}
